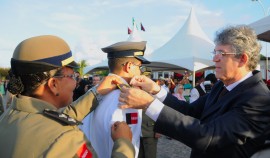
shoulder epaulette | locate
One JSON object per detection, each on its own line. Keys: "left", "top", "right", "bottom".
{"left": 43, "top": 109, "right": 82, "bottom": 126}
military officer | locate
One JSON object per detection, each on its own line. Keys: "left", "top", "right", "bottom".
{"left": 81, "top": 41, "right": 150, "bottom": 158}
{"left": 0, "top": 35, "right": 134, "bottom": 158}
{"left": 139, "top": 67, "right": 160, "bottom": 158}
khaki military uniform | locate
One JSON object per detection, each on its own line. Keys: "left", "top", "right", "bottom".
{"left": 0, "top": 90, "right": 135, "bottom": 158}
{"left": 138, "top": 111, "right": 158, "bottom": 158}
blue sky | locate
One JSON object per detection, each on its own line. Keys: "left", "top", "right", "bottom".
{"left": 1, "top": 0, "right": 270, "bottom": 68}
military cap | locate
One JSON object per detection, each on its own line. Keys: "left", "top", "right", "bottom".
{"left": 159, "top": 77, "right": 166, "bottom": 81}
{"left": 141, "top": 67, "right": 152, "bottom": 76}
{"left": 141, "top": 66, "right": 152, "bottom": 74}
{"left": 11, "top": 35, "right": 79, "bottom": 75}
{"left": 102, "top": 41, "right": 150, "bottom": 64}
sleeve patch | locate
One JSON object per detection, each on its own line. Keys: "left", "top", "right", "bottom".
{"left": 126, "top": 112, "right": 138, "bottom": 124}
{"left": 77, "top": 143, "right": 93, "bottom": 158}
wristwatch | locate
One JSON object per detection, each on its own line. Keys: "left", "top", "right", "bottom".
{"left": 90, "top": 85, "right": 103, "bottom": 102}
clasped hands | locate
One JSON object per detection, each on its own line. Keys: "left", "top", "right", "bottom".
{"left": 96, "top": 75, "right": 160, "bottom": 109}
{"left": 118, "top": 75, "right": 160, "bottom": 109}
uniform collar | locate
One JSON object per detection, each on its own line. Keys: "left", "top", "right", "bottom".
{"left": 13, "top": 95, "right": 57, "bottom": 113}
{"left": 108, "top": 73, "right": 130, "bottom": 86}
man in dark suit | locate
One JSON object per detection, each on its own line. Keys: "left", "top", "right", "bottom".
{"left": 118, "top": 25, "right": 270, "bottom": 158}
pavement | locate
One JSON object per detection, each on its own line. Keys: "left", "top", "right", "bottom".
{"left": 157, "top": 136, "right": 191, "bottom": 158}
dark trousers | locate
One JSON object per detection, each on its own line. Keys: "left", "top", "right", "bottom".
{"left": 138, "top": 137, "right": 158, "bottom": 158}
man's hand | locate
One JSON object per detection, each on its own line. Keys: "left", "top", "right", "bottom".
{"left": 129, "top": 75, "right": 160, "bottom": 95}
{"left": 119, "top": 87, "right": 154, "bottom": 109}
{"left": 96, "top": 75, "right": 122, "bottom": 95}
{"left": 111, "top": 121, "right": 132, "bottom": 142}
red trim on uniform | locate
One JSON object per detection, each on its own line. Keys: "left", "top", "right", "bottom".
{"left": 77, "top": 143, "right": 92, "bottom": 158}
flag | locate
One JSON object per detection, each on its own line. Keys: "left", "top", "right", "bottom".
{"left": 132, "top": 17, "right": 135, "bottom": 26}
{"left": 128, "top": 27, "right": 132, "bottom": 34}
{"left": 141, "top": 23, "right": 145, "bottom": 31}
{"left": 132, "top": 17, "right": 138, "bottom": 30}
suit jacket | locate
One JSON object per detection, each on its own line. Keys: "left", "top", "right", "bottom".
{"left": 154, "top": 71, "right": 270, "bottom": 158}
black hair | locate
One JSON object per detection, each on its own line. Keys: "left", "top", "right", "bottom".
{"left": 205, "top": 73, "right": 217, "bottom": 84}
{"left": 7, "top": 69, "right": 60, "bottom": 96}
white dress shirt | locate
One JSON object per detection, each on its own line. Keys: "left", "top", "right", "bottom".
{"left": 189, "top": 82, "right": 205, "bottom": 103}
{"left": 80, "top": 74, "right": 142, "bottom": 158}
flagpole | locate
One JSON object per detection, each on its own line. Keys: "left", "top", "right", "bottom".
{"left": 252, "top": 0, "right": 270, "bottom": 80}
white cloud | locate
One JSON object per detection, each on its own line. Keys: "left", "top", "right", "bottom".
{"left": 73, "top": 36, "right": 111, "bottom": 66}
{"left": 50, "top": 13, "right": 85, "bottom": 22}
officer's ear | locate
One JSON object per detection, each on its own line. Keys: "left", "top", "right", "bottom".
{"left": 47, "top": 77, "right": 60, "bottom": 96}
{"left": 122, "top": 62, "right": 132, "bottom": 73}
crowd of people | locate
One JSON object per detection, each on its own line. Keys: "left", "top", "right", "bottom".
{"left": 73, "top": 72, "right": 102, "bottom": 101}
{"left": 0, "top": 25, "right": 270, "bottom": 158}
{"left": 152, "top": 72, "right": 217, "bottom": 104}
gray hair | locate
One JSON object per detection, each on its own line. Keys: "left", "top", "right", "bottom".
{"left": 214, "top": 25, "right": 261, "bottom": 71}
{"left": 174, "top": 84, "right": 184, "bottom": 94}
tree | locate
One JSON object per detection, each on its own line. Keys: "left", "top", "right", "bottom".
{"left": 78, "top": 60, "right": 88, "bottom": 76}
{"left": 0, "top": 68, "right": 10, "bottom": 80}
{"left": 260, "top": 54, "right": 266, "bottom": 60}
{"left": 91, "top": 70, "right": 109, "bottom": 77}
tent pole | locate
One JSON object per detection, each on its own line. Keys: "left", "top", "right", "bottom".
{"left": 192, "top": 71, "right": 195, "bottom": 87}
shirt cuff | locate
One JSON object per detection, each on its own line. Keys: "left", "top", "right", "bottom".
{"left": 154, "top": 87, "right": 168, "bottom": 102}
{"left": 145, "top": 98, "right": 164, "bottom": 121}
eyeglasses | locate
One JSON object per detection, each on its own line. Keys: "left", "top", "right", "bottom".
{"left": 211, "top": 50, "right": 236, "bottom": 58}
{"left": 133, "top": 63, "right": 149, "bottom": 73}
{"left": 122, "top": 62, "right": 146, "bottom": 73}
{"left": 53, "top": 73, "right": 76, "bottom": 80}
{"left": 132, "top": 62, "right": 143, "bottom": 69}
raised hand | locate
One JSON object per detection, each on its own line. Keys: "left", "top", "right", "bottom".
{"left": 129, "top": 75, "right": 160, "bottom": 95}
{"left": 119, "top": 87, "right": 154, "bottom": 109}
{"left": 96, "top": 75, "right": 122, "bottom": 95}
{"left": 111, "top": 121, "right": 132, "bottom": 142}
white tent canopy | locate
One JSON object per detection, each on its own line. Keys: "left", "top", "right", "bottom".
{"left": 149, "top": 7, "right": 214, "bottom": 72}
{"left": 84, "top": 60, "right": 108, "bottom": 74}
{"left": 148, "top": 7, "right": 215, "bottom": 86}
{"left": 249, "top": 15, "right": 270, "bottom": 42}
